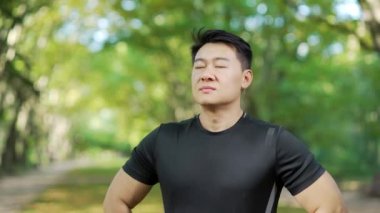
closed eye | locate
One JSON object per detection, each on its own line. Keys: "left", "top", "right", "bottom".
{"left": 194, "top": 66, "right": 205, "bottom": 69}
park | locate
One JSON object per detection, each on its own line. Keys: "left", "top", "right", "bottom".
{"left": 1, "top": 0, "right": 379, "bottom": 212}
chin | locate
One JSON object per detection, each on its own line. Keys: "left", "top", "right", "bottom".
{"left": 197, "top": 101, "right": 221, "bottom": 107}
{"left": 195, "top": 98, "right": 238, "bottom": 108}
{"left": 193, "top": 97, "right": 216, "bottom": 104}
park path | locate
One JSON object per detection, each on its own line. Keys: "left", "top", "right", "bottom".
{"left": 280, "top": 187, "right": 380, "bottom": 213}
{"left": 0, "top": 158, "right": 92, "bottom": 213}
{"left": 0, "top": 159, "right": 379, "bottom": 213}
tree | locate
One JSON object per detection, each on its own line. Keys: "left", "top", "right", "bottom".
{"left": 0, "top": 0, "right": 48, "bottom": 172}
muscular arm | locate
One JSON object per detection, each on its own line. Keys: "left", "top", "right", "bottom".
{"left": 294, "top": 171, "right": 347, "bottom": 213}
{"left": 103, "top": 169, "right": 152, "bottom": 213}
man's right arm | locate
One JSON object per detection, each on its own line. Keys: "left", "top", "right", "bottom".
{"left": 103, "top": 169, "right": 152, "bottom": 213}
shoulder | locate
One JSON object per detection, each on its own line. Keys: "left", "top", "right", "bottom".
{"left": 243, "top": 115, "right": 307, "bottom": 150}
{"left": 243, "top": 115, "right": 282, "bottom": 134}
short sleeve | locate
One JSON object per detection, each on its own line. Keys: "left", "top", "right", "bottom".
{"left": 275, "top": 128, "right": 325, "bottom": 195}
{"left": 122, "top": 125, "right": 161, "bottom": 185}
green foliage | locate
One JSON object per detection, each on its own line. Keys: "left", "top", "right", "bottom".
{"left": 73, "top": 127, "right": 131, "bottom": 154}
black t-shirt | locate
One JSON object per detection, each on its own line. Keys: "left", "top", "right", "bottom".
{"left": 123, "top": 115, "right": 325, "bottom": 213}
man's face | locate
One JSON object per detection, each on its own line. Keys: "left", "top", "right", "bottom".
{"left": 191, "top": 42, "right": 252, "bottom": 107}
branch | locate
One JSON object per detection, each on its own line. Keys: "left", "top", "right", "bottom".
{"left": 284, "top": 0, "right": 376, "bottom": 53}
{"left": 15, "top": 52, "right": 32, "bottom": 71}
{"left": 308, "top": 15, "right": 374, "bottom": 51}
{"left": 4, "top": 61, "right": 39, "bottom": 99}
{"left": 357, "top": 0, "right": 380, "bottom": 54}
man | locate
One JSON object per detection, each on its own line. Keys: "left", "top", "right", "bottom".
{"left": 103, "top": 29, "right": 347, "bottom": 212}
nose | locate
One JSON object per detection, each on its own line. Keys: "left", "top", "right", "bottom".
{"left": 201, "top": 74, "right": 215, "bottom": 81}
{"left": 200, "top": 68, "right": 216, "bottom": 82}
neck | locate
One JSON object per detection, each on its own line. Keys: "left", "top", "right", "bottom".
{"left": 198, "top": 104, "right": 244, "bottom": 132}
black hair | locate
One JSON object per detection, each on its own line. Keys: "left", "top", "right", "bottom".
{"left": 191, "top": 29, "right": 252, "bottom": 70}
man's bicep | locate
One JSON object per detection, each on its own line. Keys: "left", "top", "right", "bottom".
{"left": 104, "top": 169, "right": 152, "bottom": 210}
{"left": 294, "top": 171, "right": 347, "bottom": 213}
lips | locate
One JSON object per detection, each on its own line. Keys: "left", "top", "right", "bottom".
{"left": 199, "top": 86, "right": 216, "bottom": 93}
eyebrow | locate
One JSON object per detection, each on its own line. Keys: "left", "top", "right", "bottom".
{"left": 194, "top": 57, "right": 230, "bottom": 63}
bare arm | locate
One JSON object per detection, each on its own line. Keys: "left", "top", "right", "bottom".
{"left": 103, "top": 169, "right": 152, "bottom": 213}
{"left": 294, "top": 171, "right": 347, "bottom": 213}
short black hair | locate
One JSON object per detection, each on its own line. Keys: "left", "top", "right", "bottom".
{"left": 191, "top": 29, "right": 252, "bottom": 70}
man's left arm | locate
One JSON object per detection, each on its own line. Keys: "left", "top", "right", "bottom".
{"left": 294, "top": 171, "right": 347, "bottom": 213}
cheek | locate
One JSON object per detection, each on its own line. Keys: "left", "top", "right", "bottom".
{"left": 191, "top": 72, "right": 199, "bottom": 83}
{"left": 224, "top": 73, "right": 242, "bottom": 84}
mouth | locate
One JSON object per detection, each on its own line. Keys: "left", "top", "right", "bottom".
{"left": 199, "top": 86, "right": 216, "bottom": 93}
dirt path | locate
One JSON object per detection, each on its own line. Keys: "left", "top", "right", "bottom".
{"left": 342, "top": 191, "right": 380, "bottom": 213}
{"left": 1, "top": 160, "right": 379, "bottom": 213}
{"left": 280, "top": 188, "right": 380, "bottom": 213}
{"left": 0, "top": 158, "right": 91, "bottom": 213}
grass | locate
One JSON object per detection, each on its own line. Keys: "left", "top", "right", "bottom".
{"left": 22, "top": 156, "right": 305, "bottom": 213}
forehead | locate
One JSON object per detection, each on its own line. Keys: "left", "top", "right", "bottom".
{"left": 195, "top": 43, "right": 238, "bottom": 61}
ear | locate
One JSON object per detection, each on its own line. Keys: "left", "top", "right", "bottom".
{"left": 241, "top": 69, "right": 253, "bottom": 89}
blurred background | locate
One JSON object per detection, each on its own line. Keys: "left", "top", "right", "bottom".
{"left": 0, "top": 0, "right": 379, "bottom": 212}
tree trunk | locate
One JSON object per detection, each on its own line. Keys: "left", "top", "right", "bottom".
{"left": 369, "top": 172, "right": 380, "bottom": 197}
{"left": 0, "top": 99, "right": 22, "bottom": 172}
{"left": 18, "top": 104, "right": 34, "bottom": 167}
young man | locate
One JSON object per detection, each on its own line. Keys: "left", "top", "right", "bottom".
{"left": 104, "top": 29, "right": 347, "bottom": 213}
